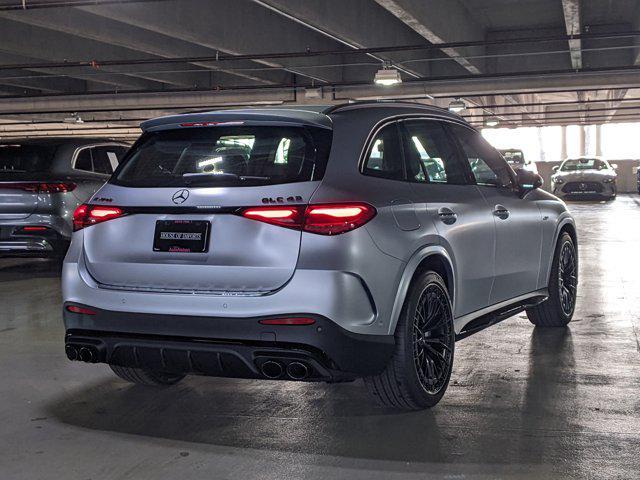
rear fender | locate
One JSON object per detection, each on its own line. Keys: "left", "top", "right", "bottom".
{"left": 545, "top": 214, "right": 577, "bottom": 286}
{"left": 387, "top": 245, "right": 455, "bottom": 336}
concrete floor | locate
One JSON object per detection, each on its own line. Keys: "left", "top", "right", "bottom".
{"left": 1, "top": 196, "right": 639, "bottom": 480}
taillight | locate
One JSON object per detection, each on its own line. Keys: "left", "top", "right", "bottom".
{"left": 39, "top": 182, "right": 76, "bottom": 193}
{"left": 66, "top": 305, "right": 97, "bottom": 315}
{"left": 304, "top": 203, "right": 376, "bottom": 235}
{"left": 0, "top": 182, "right": 76, "bottom": 193}
{"left": 16, "top": 225, "right": 49, "bottom": 233}
{"left": 239, "top": 202, "right": 376, "bottom": 235}
{"left": 73, "top": 204, "right": 125, "bottom": 231}
{"left": 241, "top": 206, "right": 305, "bottom": 230}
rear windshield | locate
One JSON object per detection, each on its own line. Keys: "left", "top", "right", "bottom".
{"left": 112, "top": 125, "right": 332, "bottom": 187}
{"left": 561, "top": 158, "right": 608, "bottom": 171}
{"left": 0, "top": 144, "right": 57, "bottom": 173}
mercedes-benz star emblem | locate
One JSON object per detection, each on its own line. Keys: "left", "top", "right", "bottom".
{"left": 172, "top": 189, "right": 189, "bottom": 204}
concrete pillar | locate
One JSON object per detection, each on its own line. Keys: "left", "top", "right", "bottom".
{"left": 579, "top": 126, "right": 586, "bottom": 156}
{"left": 561, "top": 126, "right": 567, "bottom": 159}
{"left": 595, "top": 124, "right": 602, "bottom": 156}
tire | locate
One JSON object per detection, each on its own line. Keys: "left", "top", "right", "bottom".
{"left": 526, "top": 232, "right": 577, "bottom": 327}
{"left": 364, "top": 271, "right": 455, "bottom": 410}
{"left": 110, "top": 364, "right": 185, "bottom": 386}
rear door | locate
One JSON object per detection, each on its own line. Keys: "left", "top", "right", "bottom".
{"left": 81, "top": 124, "right": 331, "bottom": 294}
{"left": 398, "top": 119, "right": 495, "bottom": 317}
{"left": 449, "top": 124, "right": 542, "bottom": 304}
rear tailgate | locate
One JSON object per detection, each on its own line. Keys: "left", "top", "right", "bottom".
{"left": 0, "top": 182, "right": 39, "bottom": 220}
{"left": 0, "top": 143, "right": 59, "bottom": 220}
{"left": 82, "top": 183, "right": 318, "bottom": 293}
{"left": 80, "top": 119, "right": 332, "bottom": 294}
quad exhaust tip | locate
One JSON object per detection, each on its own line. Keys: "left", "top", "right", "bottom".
{"left": 260, "top": 360, "right": 311, "bottom": 380}
{"left": 65, "top": 344, "right": 78, "bottom": 361}
{"left": 261, "top": 360, "right": 284, "bottom": 379}
{"left": 286, "top": 361, "right": 309, "bottom": 380}
{"left": 66, "top": 344, "right": 98, "bottom": 363}
{"left": 78, "top": 347, "right": 95, "bottom": 363}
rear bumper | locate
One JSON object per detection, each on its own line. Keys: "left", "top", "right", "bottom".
{"left": 0, "top": 214, "right": 70, "bottom": 257}
{"left": 0, "top": 234, "right": 69, "bottom": 257}
{"left": 63, "top": 304, "right": 395, "bottom": 380}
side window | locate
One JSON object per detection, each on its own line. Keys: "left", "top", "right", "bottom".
{"left": 450, "top": 124, "right": 514, "bottom": 188}
{"left": 92, "top": 146, "right": 124, "bottom": 175}
{"left": 400, "top": 120, "right": 468, "bottom": 185}
{"left": 74, "top": 148, "right": 92, "bottom": 172}
{"left": 362, "top": 123, "right": 404, "bottom": 181}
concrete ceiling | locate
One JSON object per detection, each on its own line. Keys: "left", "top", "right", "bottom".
{"left": 0, "top": 0, "right": 639, "bottom": 139}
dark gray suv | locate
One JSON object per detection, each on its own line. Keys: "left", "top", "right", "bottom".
{"left": 0, "top": 138, "right": 129, "bottom": 258}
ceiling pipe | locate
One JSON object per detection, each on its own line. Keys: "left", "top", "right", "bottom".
{"left": 1, "top": 64, "right": 640, "bottom": 100}
{"left": 1, "top": 30, "right": 640, "bottom": 71}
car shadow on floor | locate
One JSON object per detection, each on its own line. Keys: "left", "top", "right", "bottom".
{"left": 0, "top": 258, "right": 61, "bottom": 282}
{"left": 43, "top": 326, "right": 582, "bottom": 470}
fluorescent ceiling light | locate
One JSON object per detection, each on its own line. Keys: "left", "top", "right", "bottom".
{"left": 63, "top": 113, "right": 83, "bottom": 124}
{"left": 448, "top": 99, "right": 466, "bottom": 113}
{"left": 485, "top": 119, "right": 499, "bottom": 127}
{"left": 374, "top": 68, "right": 402, "bottom": 86}
{"left": 304, "top": 87, "right": 322, "bottom": 99}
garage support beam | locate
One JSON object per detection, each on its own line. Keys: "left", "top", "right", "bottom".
{"left": 374, "top": 0, "right": 484, "bottom": 74}
{"left": 562, "top": 0, "right": 582, "bottom": 70}
{"left": 79, "top": 0, "right": 353, "bottom": 85}
{"left": 2, "top": 69, "right": 640, "bottom": 116}
{"left": 251, "top": 0, "right": 431, "bottom": 80}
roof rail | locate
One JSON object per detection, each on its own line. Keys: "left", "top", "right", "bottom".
{"left": 323, "top": 100, "right": 453, "bottom": 115}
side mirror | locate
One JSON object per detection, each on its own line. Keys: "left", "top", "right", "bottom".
{"left": 552, "top": 165, "right": 559, "bottom": 172}
{"left": 517, "top": 169, "right": 543, "bottom": 194}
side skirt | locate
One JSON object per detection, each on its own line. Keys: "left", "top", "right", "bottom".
{"left": 454, "top": 290, "right": 548, "bottom": 341}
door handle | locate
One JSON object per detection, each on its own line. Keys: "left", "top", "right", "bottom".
{"left": 437, "top": 207, "right": 457, "bottom": 224}
{"left": 493, "top": 204, "right": 510, "bottom": 219}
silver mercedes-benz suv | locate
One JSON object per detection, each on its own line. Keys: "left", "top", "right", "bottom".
{"left": 62, "top": 103, "right": 578, "bottom": 410}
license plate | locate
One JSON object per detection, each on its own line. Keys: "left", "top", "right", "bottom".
{"left": 153, "top": 220, "right": 210, "bottom": 253}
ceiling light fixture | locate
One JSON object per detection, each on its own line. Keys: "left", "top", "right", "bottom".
{"left": 63, "top": 113, "right": 84, "bottom": 124}
{"left": 485, "top": 119, "right": 499, "bottom": 127}
{"left": 304, "top": 87, "right": 322, "bottom": 99}
{"left": 448, "top": 99, "right": 466, "bottom": 113}
{"left": 374, "top": 66, "right": 402, "bottom": 86}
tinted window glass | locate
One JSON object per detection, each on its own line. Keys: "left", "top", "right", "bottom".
{"left": 0, "top": 144, "right": 57, "bottom": 173}
{"left": 91, "top": 146, "right": 124, "bottom": 175}
{"left": 450, "top": 125, "right": 514, "bottom": 188}
{"left": 113, "top": 126, "right": 331, "bottom": 188}
{"left": 74, "top": 148, "right": 92, "bottom": 172}
{"left": 401, "top": 120, "right": 467, "bottom": 185}
{"left": 363, "top": 123, "right": 404, "bottom": 180}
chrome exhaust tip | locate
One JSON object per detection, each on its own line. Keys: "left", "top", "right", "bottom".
{"left": 65, "top": 344, "right": 79, "bottom": 361}
{"left": 261, "top": 360, "right": 284, "bottom": 379}
{"left": 78, "top": 346, "right": 95, "bottom": 363}
{"left": 286, "top": 361, "right": 309, "bottom": 380}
